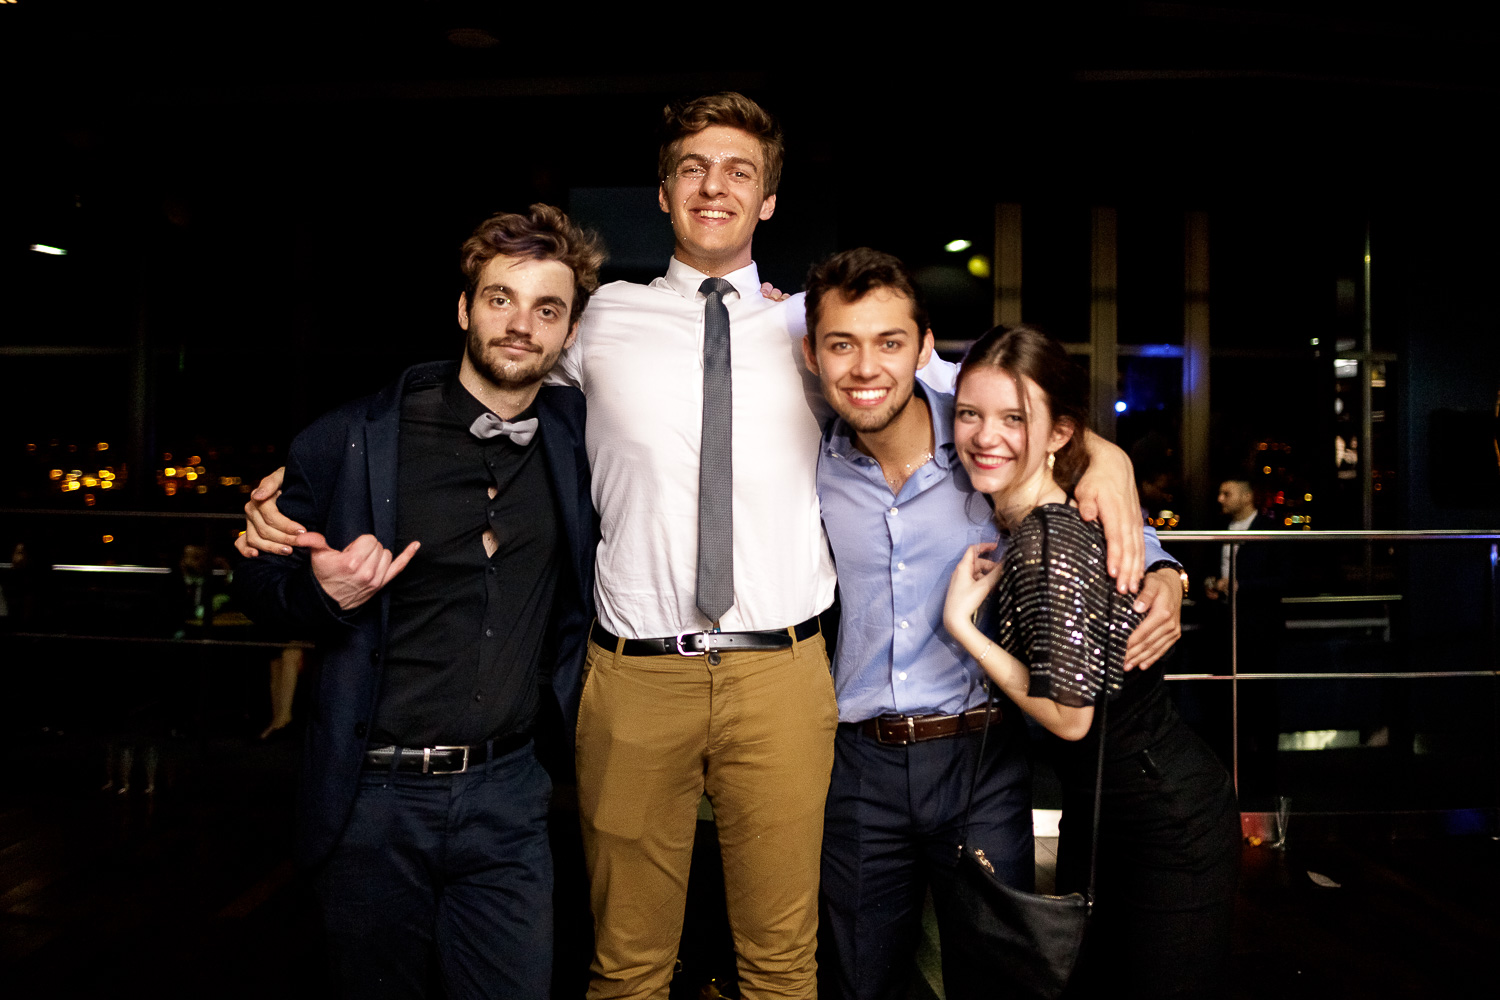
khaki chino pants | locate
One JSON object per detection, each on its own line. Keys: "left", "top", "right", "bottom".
{"left": 576, "top": 628, "right": 838, "bottom": 1000}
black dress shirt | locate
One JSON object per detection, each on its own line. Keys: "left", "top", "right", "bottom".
{"left": 371, "top": 374, "right": 560, "bottom": 747}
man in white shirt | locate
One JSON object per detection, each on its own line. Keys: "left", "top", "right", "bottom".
{"left": 560, "top": 93, "right": 837, "bottom": 1000}
{"left": 1205, "top": 476, "right": 1276, "bottom": 599}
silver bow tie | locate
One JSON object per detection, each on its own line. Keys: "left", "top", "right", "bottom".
{"left": 469, "top": 413, "right": 539, "bottom": 447}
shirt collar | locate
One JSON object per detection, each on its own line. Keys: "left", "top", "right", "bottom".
{"left": 824, "top": 383, "right": 957, "bottom": 471}
{"left": 441, "top": 370, "right": 539, "bottom": 437}
{"left": 662, "top": 256, "right": 762, "bottom": 302}
{"left": 924, "top": 385, "right": 957, "bottom": 471}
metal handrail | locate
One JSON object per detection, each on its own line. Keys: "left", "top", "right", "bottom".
{"left": 0, "top": 508, "right": 245, "bottom": 519}
{"left": 1165, "top": 529, "right": 1500, "bottom": 541}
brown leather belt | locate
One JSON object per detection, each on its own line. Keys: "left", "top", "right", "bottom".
{"left": 857, "top": 705, "right": 1004, "bottom": 746}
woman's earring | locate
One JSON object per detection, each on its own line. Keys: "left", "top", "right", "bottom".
{"left": 1047, "top": 452, "right": 1056, "bottom": 471}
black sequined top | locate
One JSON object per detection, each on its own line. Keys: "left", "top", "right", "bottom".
{"left": 993, "top": 504, "right": 1143, "bottom": 709}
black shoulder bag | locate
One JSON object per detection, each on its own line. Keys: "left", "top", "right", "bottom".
{"left": 941, "top": 552, "right": 1114, "bottom": 1000}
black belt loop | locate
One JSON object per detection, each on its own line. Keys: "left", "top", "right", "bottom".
{"left": 485, "top": 737, "right": 495, "bottom": 776}
{"left": 387, "top": 745, "right": 402, "bottom": 779}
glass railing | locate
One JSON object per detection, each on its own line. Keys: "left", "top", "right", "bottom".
{"left": 5, "top": 512, "right": 1497, "bottom": 828}
{"left": 1, "top": 510, "right": 302, "bottom": 743}
{"left": 0, "top": 509, "right": 272, "bottom": 642}
{"left": 1160, "top": 529, "right": 1498, "bottom": 829}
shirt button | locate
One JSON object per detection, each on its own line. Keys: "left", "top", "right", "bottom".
{"left": 899, "top": 620, "right": 909, "bottom": 629}
{"left": 474, "top": 692, "right": 483, "bottom": 702}
{"left": 889, "top": 507, "right": 899, "bottom": 516}
{"left": 897, "top": 561, "right": 906, "bottom": 571}
{"left": 897, "top": 671, "right": 908, "bottom": 681}
{"left": 485, "top": 628, "right": 494, "bottom": 637}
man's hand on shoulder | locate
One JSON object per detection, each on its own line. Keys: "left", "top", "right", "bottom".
{"left": 1074, "top": 433, "right": 1145, "bottom": 592}
{"left": 302, "top": 532, "right": 421, "bottom": 612}
{"left": 1124, "top": 567, "right": 1184, "bottom": 670}
{"left": 760, "top": 281, "right": 792, "bottom": 302}
{"left": 236, "top": 468, "right": 304, "bottom": 557}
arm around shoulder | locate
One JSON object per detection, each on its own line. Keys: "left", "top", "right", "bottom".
{"left": 230, "top": 438, "right": 365, "bottom": 637}
{"left": 1074, "top": 431, "right": 1145, "bottom": 592}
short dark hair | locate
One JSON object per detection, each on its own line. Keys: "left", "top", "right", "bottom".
{"left": 459, "top": 204, "right": 606, "bottom": 323}
{"left": 803, "top": 248, "right": 929, "bottom": 337}
{"left": 658, "top": 92, "right": 785, "bottom": 198}
{"left": 958, "top": 324, "right": 1092, "bottom": 496}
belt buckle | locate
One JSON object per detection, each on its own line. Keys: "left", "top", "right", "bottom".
{"left": 426, "top": 745, "right": 470, "bottom": 775}
{"left": 675, "top": 631, "right": 709, "bottom": 657}
{"left": 873, "top": 715, "right": 913, "bottom": 746}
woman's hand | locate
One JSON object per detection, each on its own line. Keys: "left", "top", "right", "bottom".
{"left": 943, "top": 542, "right": 1003, "bottom": 639}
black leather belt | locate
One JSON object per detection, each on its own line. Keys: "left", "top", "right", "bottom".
{"left": 591, "top": 617, "right": 820, "bottom": 657}
{"left": 363, "top": 733, "right": 530, "bottom": 775}
{"left": 854, "top": 705, "right": 1005, "bottom": 746}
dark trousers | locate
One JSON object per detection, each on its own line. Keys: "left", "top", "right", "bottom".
{"left": 315, "top": 740, "right": 554, "bottom": 1000}
{"left": 820, "top": 720, "right": 1034, "bottom": 1000}
{"left": 1057, "top": 722, "right": 1240, "bottom": 1000}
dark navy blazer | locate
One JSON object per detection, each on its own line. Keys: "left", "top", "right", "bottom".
{"left": 233, "top": 360, "right": 596, "bottom": 867}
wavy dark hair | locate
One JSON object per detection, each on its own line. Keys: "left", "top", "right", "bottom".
{"left": 459, "top": 204, "right": 606, "bottom": 323}
{"left": 803, "top": 247, "right": 929, "bottom": 336}
{"left": 957, "top": 324, "right": 1091, "bottom": 497}
{"left": 658, "top": 92, "right": 785, "bottom": 198}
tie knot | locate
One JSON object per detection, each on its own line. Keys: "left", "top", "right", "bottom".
{"left": 699, "top": 277, "right": 734, "bottom": 299}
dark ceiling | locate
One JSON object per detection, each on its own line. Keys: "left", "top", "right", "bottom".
{"left": 1, "top": 2, "right": 1495, "bottom": 506}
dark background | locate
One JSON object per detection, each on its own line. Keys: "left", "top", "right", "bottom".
{"left": 3, "top": 7, "right": 1499, "bottom": 997}
{"left": 3, "top": 3, "right": 1496, "bottom": 538}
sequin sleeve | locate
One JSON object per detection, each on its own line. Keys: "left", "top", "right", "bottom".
{"left": 992, "top": 505, "right": 1140, "bottom": 708}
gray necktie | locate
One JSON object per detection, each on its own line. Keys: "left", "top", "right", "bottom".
{"left": 697, "top": 277, "right": 735, "bottom": 623}
{"left": 469, "top": 413, "right": 539, "bottom": 447}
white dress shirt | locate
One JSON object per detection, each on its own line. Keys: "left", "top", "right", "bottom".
{"left": 555, "top": 258, "right": 836, "bottom": 639}
{"left": 1219, "top": 510, "right": 1259, "bottom": 582}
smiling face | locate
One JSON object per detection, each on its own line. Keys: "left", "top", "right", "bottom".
{"left": 457, "top": 254, "right": 579, "bottom": 392}
{"left": 954, "top": 366, "right": 1074, "bottom": 509}
{"left": 658, "top": 124, "right": 776, "bottom": 276}
{"left": 802, "top": 287, "right": 933, "bottom": 440}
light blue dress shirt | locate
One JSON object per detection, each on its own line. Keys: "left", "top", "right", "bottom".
{"left": 817, "top": 385, "right": 1175, "bottom": 724}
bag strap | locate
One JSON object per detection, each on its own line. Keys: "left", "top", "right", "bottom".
{"left": 1085, "top": 645, "right": 1109, "bottom": 899}
{"left": 962, "top": 520, "right": 1111, "bottom": 903}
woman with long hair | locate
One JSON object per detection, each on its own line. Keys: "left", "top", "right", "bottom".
{"left": 942, "top": 325, "right": 1239, "bottom": 999}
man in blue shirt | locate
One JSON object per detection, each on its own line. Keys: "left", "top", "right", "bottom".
{"left": 801, "top": 248, "right": 1183, "bottom": 1000}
